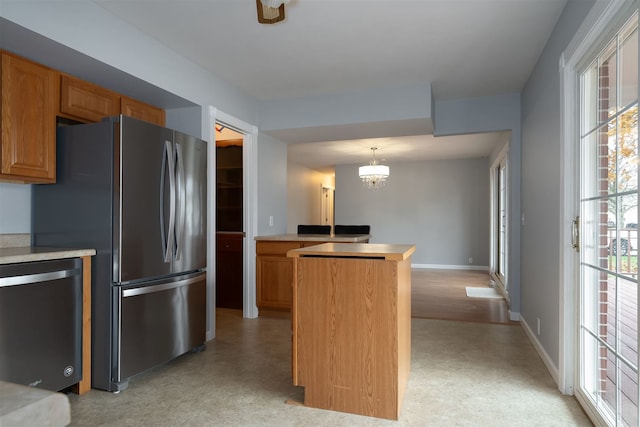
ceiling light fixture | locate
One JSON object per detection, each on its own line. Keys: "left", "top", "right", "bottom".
{"left": 257, "top": 0, "right": 289, "bottom": 24}
{"left": 359, "top": 147, "right": 389, "bottom": 189}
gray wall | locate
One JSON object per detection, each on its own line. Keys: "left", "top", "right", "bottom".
{"left": 258, "top": 84, "right": 433, "bottom": 144}
{"left": 335, "top": 157, "right": 490, "bottom": 267}
{"left": 0, "top": 1, "right": 260, "bottom": 237}
{"left": 256, "top": 133, "right": 288, "bottom": 236}
{"left": 433, "top": 93, "right": 522, "bottom": 314}
{"left": 0, "top": 183, "right": 30, "bottom": 233}
{"left": 1, "top": 2, "right": 256, "bottom": 123}
{"left": 520, "top": 0, "right": 596, "bottom": 368}
{"left": 286, "top": 163, "right": 325, "bottom": 233}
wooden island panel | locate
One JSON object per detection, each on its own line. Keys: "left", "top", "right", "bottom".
{"left": 289, "top": 243, "right": 415, "bottom": 420}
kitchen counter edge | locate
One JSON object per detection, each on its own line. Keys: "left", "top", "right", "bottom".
{"left": 255, "top": 234, "right": 370, "bottom": 243}
{"left": 287, "top": 242, "right": 416, "bottom": 261}
{"left": 0, "top": 247, "right": 96, "bottom": 265}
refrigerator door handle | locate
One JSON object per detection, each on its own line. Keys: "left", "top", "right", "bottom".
{"left": 122, "top": 274, "right": 204, "bottom": 297}
{"left": 175, "top": 143, "right": 186, "bottom": 262}
{"left": 161, "top": 140, "right": 176, "bottom": 263}
{"left": 160, "top": 146, "right": 168, "bottom": 260}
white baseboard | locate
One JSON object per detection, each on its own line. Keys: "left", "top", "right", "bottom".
{"left": 412, "top": 263, "right": 489, "bottom": 271}
{"left": 521, "top": 314, "right": 559, "bottom": 385}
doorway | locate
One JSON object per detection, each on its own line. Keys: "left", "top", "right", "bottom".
{"left": 215, "top": 124, "right": 244, "bottom": 310}
{"left": 321, "top": 186, "right": 334, "bottom": 228}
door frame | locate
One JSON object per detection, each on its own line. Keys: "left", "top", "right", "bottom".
{"left": 559, "top": 0, "right": 633, "bottom": 410}
{"left": 490, "top": 141, "right": 510, "bottom": 297}
{"left": 205, "top": 106, "right": 259, "bottom": 341}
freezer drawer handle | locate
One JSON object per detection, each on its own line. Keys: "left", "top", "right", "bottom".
{"left": 0, "top": 268, "right": 80, "bottom": 288}
{"left": 122, "top": 275, "right": 204, "bottom": 297}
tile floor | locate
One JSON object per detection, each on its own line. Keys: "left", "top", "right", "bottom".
{"left": 67, "top": 308, "right": 592, "bottom": 426}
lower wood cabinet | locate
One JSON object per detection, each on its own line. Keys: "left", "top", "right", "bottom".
{"left": 255, "top": 238, "right": 368, "bottom": 311}
{"left": 216, "top": 232, "right": 243, "bottom": 309}
{"left": 256, "top": 241, "right": 301, "bottom": 310}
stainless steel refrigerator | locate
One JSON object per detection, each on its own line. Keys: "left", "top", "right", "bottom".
{"left": 32, "top": 115, "right": 207, "bottom": 392}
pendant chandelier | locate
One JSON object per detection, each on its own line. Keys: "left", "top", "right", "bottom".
{"left": 359, "top": 147, "right": 389, "bottom": 189}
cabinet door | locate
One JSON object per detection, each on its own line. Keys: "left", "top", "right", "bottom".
{"left": 121, "top": 96, "right": 165, "bottom": 126}
{"left": 256, "top": 255, "right": 293, "bottom": 310}
{"left": 59, "top": 74, "right": 119, "bottom": 122}
{"left": 216, "top": 233, "right": 244, "bottom": 309}
{"left": 1, "top": 53, "right": 56, "bottom": 182}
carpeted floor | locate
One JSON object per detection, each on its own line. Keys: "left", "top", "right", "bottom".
{"left": 67, "top": 308, "right": 592, "bottom": 426}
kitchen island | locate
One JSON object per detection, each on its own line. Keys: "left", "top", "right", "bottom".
{"left": 288, "top": 242, "right": 415, "bottom": 420}
{"left": 254, "top": 234, "right": 370, "bottom": 310}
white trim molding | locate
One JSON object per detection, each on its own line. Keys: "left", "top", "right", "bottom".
{"left": 209, "top": 107, "right": 260, "bottom": 322}
{"left": 521, "top": 314, "right": 559, "bottom": 384}
{"left": 412, "top": 264, "right": 489, "bottom": 271}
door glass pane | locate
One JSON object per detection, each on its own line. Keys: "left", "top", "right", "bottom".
{"left": 582, "top": 60, "right": 600, "bottom": 135}
{"left": 620, "top": 23, "right": 638, "bottom": 111}
{"left": 616, "top": 107, "right": 639, "bottom": 195}
{"left": 498, "top": 162, "right": 507, "bottom": 280}
{"left": 601, "top": 39, "right": 618, "bottom": 122}
{"left": 581, "top": 125, "right": 610, "bottom": 200}
{"left": 620, "top": 358, "right": 639, "bottom": 426}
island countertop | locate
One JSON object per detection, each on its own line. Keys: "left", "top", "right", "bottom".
{"left": 255, "top": 234, "right": 370, "bottom": 243}
{"left": 0, "top": 247, "right": 96, "bottom": 265}
{"left": 287, "top": 242, "right": 416, "bottom": 261}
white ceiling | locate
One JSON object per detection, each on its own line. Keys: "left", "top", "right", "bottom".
{"left": 92, "top": 0, "right": 567, "bottom": 170}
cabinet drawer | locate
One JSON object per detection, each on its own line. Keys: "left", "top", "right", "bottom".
{"left": 256, "top": 241, "right": 301, "bottom": 256}
{"left": 217, "top": 235, "right": 243, "bottom": 252}
{"left": 60, "top": 74, "right": 119, "bottom": 122}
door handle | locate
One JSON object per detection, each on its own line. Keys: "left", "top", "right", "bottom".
{"left": 162, "top": 141, "right": 175, "bottom": 263}
{"left": 571, "top": 216, "right": 580, "bottom": 252}
{"left": 174, "top": 143, "right": 186, "bottom": 262}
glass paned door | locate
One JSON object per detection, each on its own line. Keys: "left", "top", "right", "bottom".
{"left": 498, "top": 159, "right": 508, "bottom": 286}
{"left": 579, "top": 13, "right": 639, "bottom": 426}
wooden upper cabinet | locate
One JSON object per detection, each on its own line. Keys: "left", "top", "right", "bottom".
{"left": 1, "top": 52, "right": 56, "bottom": 183}
{"left": 121, "top": 96, "right": 165, "bottom": 126}
{"left": 59, "top": 74, "right": 119, "bottom": 122}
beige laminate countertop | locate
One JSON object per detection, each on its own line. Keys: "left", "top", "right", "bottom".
{"left": 255, "top": 234, "right": 370, "bottom": 243}
{"left": 0, "top": 247, "right": 96, "bottom": 265}
{"left": 0, "top": 380, "right": 70, "bottom": 427}
{"left": 287, "top": 242, "right": 416, "bottom": 261}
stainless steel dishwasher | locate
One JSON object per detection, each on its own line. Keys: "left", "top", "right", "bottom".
{"left": 0, "top": 258, "right": 83, "bottom": 391}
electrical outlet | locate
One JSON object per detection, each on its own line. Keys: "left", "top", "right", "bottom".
{"left": 269, "top": 216, "right": 273, "bottom": 227}
{"left": 468, "top": 257, "right": 473, "bottom": 264}
{"left": 537, "top": 318, "right": 541, "bottom": 335}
